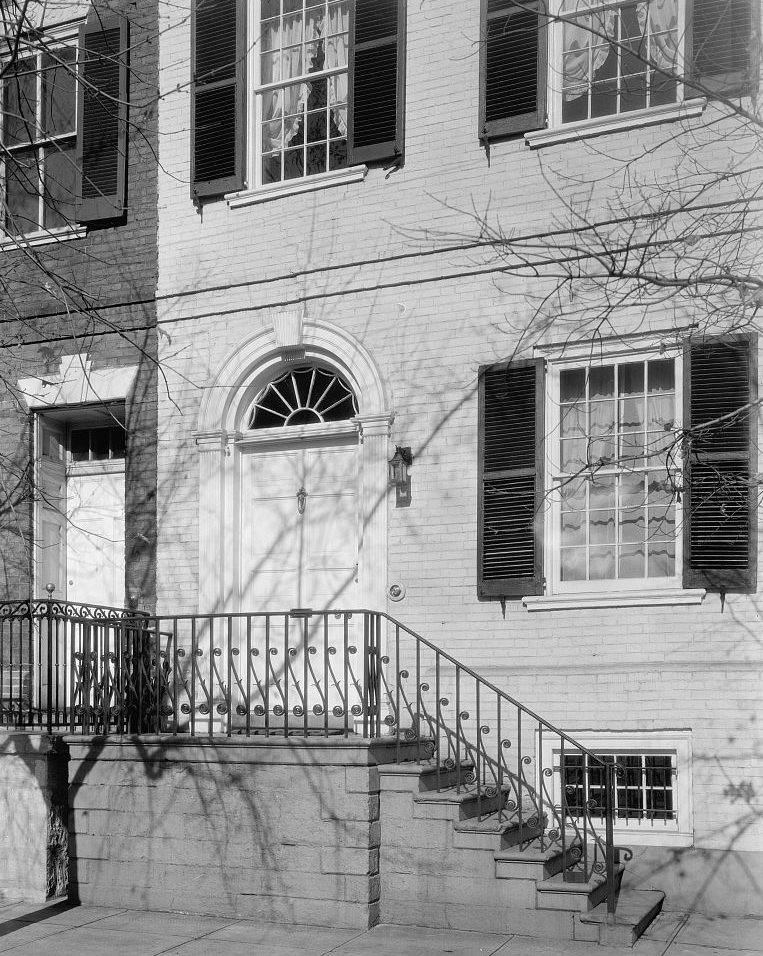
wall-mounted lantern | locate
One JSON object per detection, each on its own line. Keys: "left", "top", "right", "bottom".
{"left": 388, "top": 446, "right": 413, "bottom": 507}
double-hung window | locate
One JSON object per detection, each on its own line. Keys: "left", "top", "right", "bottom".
{"left": 257, "top": 0, "right": 350, "bottom": 186}
{"left": 479, "top": 0, "right": 757, "bottom": 141}
{"left": 554, "top": 0, "right": 681, "bottom": 125}
{"left": 478, "top": 336, "right": 757, "bottom": 604}
{"left": 0, "top": 6, "right": 130, "bottom": 240}
{"left": 1, "top": 40, "right": 78, "bottom": 236}
{"left": 191, "top": 0, "right": 407, "bottom": 199}
{"left": 551, "top": 353, "right": 680, "bottom": 590}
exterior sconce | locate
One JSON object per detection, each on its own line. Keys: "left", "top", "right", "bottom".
{"left": 388, "top": 446, "right": 413, "bottom": 507}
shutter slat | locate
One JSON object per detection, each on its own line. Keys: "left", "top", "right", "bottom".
{"left": 348, "top": 0, "right": 406, "bottom": 166}
{"left": 479, "top": 0, "right": 546, "bottom": 141}
{"left": 692, "top": 0, "right": 754, "bottom": 94}
{"left": 191, "top": 0, "right": 245, "bottom": 198}
{"left": 76, "top": 11, "right": 128, "bottom": 223}
{"left": 479, "top": 360, "right": 544, "bottom": 598}
{"left": 683, "top": 337, "right": 757, "bottom": 592}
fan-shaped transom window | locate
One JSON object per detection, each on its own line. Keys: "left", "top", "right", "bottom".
{"left": 249, "top": 365, "right": 358, "bottom": 429}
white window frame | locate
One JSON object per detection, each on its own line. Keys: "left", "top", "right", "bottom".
{"left": 544, "top": 342, "right": 684, "bottom": 598}
{"left": 0, "top": 22, "right": 81, "bottom": 243}
{"left": 527, "top": 0, "right": 706, "bottom": 148}
{"left": 231, "top": 0, "right": 367, "bottom": 206}
{"left": 548, "top": 0, "right": 688, "bottom": 127}
{"left": 538, "top": 729, "right": 694, "bottom": 847}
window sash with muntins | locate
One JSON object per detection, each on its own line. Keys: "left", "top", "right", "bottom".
{"left": 1, "top": 41, "right": 78, "bottom": 236}
{"left": 550, "top": 354, "right": 682, "bottom": 592}
{"left": 253, "top": 0, "right": 350, "bottom": 187}
{"left": 550, "top": 0, "right": 685, "bottom": 126}
{"left": 561, "top": 751, "right": 677, "bottom": 826}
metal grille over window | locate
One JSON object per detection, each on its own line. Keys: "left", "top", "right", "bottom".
{"left": 249, "top": 365, "right": 357, "bottom": 428}
{"left": 558, "top": 358, "right": 678, "bottom": 583}
{"left": 258, "top": 0, "right": 350, "bottom": 184}
{"left": 1, "top": 44, "right": 77, "bottom": 235}
{"left": 562, "top": 752, "right": 676, "bottom": 824}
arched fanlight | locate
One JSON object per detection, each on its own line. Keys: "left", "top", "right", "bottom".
{"left": 248, "top": 365, "right": 358, "bottom": 429}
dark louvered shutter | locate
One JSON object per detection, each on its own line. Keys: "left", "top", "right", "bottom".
{"left": 690, "top": 0, "right": 756, "bottom": 95}
{"left": 478, "top": 359, "right": 544, "bottom": 599}
{"left": 479, "top": 0, "right": 547, "bottom": 142}
{"left": 683, "top": 337, "right": 757, "bottom": 592}
{"left": 76, "top": 8, "right": 128, "bottom": 224}
{"left": 347, "top": 0, "right": 406, "bottom": 166}
{"left": 191, "top": 0, "right": 246, "bottom": 198}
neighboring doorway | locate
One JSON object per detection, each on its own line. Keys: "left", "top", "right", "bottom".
{"left": 36, "top": 412, "right": 126, "bottom": 608}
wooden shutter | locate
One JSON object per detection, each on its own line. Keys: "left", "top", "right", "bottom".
{"left": 191, "top": 0, "right": 246, "bottom": 199}
{"left": 76, "top": 7, "right": 129, "bottom": 224}
{"left": 683, "top": 336, "right": 757, "bottom": 592}
{"left": 478, "top": 359, "right": 545, "bottom": 599}
{"left": 689, "top": 0, "right": 757, "bottom": 95}
{"left": 479, "top": 0, "right": 547, "bottom": 142}
{"left": 347, "top": 0, "right": 406, "bottom": 166}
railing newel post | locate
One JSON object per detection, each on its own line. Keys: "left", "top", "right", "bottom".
{"left": 605, "top": 758, "right": 617, "bottom": 922}
{"left": 45, "top": 599, "right": 53, "bottom": 733}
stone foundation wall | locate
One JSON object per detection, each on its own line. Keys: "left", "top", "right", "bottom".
{"left": 65, "top": 736, "right": 406, "bottom": 927}
{"left": 0, "top": 733, "right": 68, "bottom": 902}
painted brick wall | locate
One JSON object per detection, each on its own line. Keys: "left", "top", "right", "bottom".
{"left": 152, "top": 0, "right": 763, "bottom": 903}
{"left": 0, "top": 0, "right": 160, "bottom": 606}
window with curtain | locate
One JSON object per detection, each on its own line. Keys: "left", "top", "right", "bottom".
{"left": 1, "top": 40, "right": 78, "bottom": 235}
{"left": 553, "top": 355, "right": 680, "bottom": 587}
{"left": 558, "top": 0, "right": 680, "bottom": 123}
{"left": 257, "top": 0, "right": 350, "bottom": 185}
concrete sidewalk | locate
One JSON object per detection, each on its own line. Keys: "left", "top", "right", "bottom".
{"left": 0, "top": 900, "right": 760, "bottom": 956}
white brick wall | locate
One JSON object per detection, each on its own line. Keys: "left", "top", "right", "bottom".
{"left": 154, "top": 0, "right": 763, "bottom": 864}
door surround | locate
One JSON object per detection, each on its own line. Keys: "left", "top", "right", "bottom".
{"left": 196, "top": 318, "right": 392, "bottom": 614}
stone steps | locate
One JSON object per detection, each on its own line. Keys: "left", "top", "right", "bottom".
{"left": 378, "top": 758, "right": 664, "bottom": 946}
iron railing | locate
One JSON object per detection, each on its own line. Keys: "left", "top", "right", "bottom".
{"left": 0, "top": 600, "right": 628, "bottom": 913}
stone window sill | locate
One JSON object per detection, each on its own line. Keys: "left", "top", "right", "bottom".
{"left": 524, "top": 98, "right": 707, "bottom": 149}
{"left": 523, "top": 588, "right": 706, "bottom": 612}
{"left": 226, "top": 164, "right": 368, "bottom": 208}
{"left": 0, "top": 226, "right": 86, "bottom": 251}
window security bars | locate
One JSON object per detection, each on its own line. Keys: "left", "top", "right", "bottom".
{"left": 562, "top": 752, "right": 676, "bottom": 824}
{"left": 0, "top": 601, "right": 626, "bottom": 914}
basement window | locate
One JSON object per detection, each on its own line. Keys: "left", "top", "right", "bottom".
{"left": 539, "top": 729, "right": 693, "bottom": 846}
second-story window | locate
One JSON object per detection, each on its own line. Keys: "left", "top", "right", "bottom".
{"left": 557, "top": 0, "right": 680, "bottom": 124}
{"left": 257, "top": 0, "right": 350, "bottom": 185}
{"left": 1, "top": 42, "right": 78, "bottom": 236}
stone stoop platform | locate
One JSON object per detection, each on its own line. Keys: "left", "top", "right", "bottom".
{"left": 378, "top": 759, "right": 664, "bottom": 946}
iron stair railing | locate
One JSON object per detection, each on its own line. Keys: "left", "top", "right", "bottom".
{"left": 0, "top": 600, "right": 628, "bottom": 915}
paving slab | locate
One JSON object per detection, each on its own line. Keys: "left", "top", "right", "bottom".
{"left": 0, "top": 919, "right": 70, "bottom": 953}
{"left": 675, "top": 916, "right": 763, "bottom": 952}
{"left": 664, "top": 946, "right": 763, "bottom": 956}
{"left": 0, "top": 925, "right": 181, "bottom": 956}
{"left": 495, "top": 933, "right": 665, "bottom": 956}
{"left": 203, "top": 920, "right": 362, "bottom": 951}
{"left": 331, "top": 924, "right": 512, "bottom": 956}
{"left": 92, "top": 911, "right": 236, "bottom": 938}
{"left": 0, "top": 900, "right": 127, "bottom": 927}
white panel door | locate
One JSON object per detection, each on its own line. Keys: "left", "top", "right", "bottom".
{"left": 66, "top": 471, "right": 125, "bottom": 607}
{"left": 241, "top": 441, "right": 359, "bottom": 611}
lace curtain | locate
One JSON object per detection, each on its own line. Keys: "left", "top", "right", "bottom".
{"left": 562, "top": 0, "right": 678, "bottom": 101}
{"left": 261, "top": 3, "right": 349, "bottom": 152}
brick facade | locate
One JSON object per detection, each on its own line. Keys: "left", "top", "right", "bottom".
{"left": 0, "top": 0, "right": 159, "bottom": 608}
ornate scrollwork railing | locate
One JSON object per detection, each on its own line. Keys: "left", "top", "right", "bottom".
{"left": 0, "top": 601, "right": 624, "bottom": 913}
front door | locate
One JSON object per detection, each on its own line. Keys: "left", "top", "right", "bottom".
{"left": 240, "top": 438, "right": 359, "bottom": 611}
{"left": 66, "top": 469, "right": 125, "bottom": 607}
